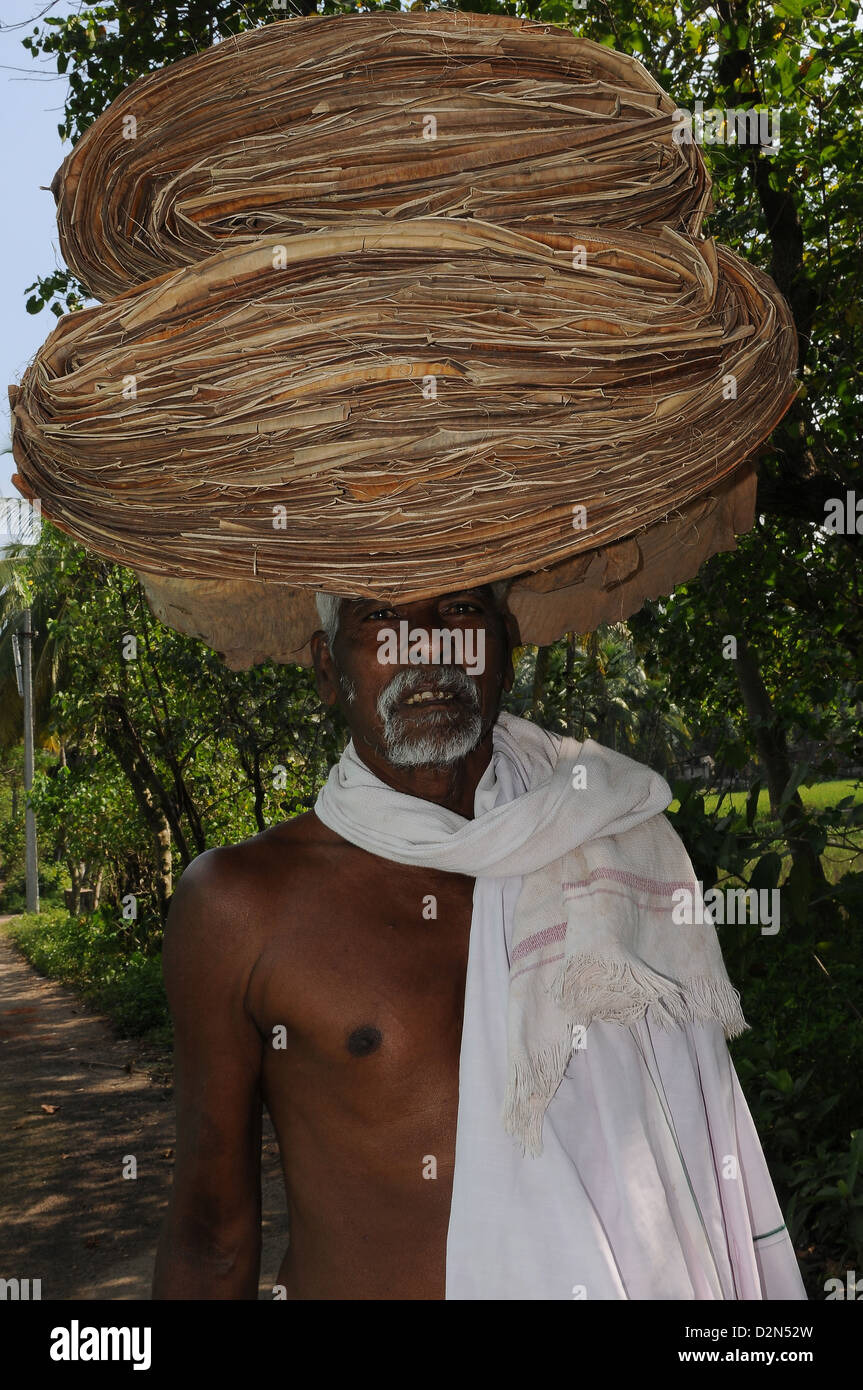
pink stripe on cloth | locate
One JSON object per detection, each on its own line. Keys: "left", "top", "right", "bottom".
{"left": 562, "top": 884, "right": 683, "bottom": 913}
{"left": 510, "top": 921, "right": 567, "bottom": 964}
{"left": 563, "top": 867, "right": 693, "bottom": 897}
{"left": 511, "top": 951, "right": 566, "bottom": 982}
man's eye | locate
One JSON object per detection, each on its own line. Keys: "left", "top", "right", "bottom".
{"left": 365, "top": 608, "right": 398, "bottom": 621}
{"left": 445, "top": 602, "right": 482, "bottom": 616}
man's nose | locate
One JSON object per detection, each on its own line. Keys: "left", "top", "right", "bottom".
{"left": 408, "top": 628, "right": 435, "bottom": 664}
{"left": 399, "top": 602, "right": 441, "bottom": 665}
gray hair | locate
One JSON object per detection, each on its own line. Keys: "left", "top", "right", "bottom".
{"left": 314, "top": 592, "right": 344, "bottom": 647}
{"left": 314, "top": 582, "right": 511, "bottom": 647}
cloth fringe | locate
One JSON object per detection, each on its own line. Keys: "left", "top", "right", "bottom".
{"left": 503, "top": 955, "right": 749, "bottom": 1156}
{"left": 502, "top": 1039, "right": 575, "bottom": 1158}
{"left": 551, "top": 952, "right": 749, "bottom": 1039}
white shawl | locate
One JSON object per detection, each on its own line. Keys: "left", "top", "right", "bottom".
{"left": 315, "top": 712, "right": 807, "bottom": 1300}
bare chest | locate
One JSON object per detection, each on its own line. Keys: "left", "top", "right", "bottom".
{"left": 248, "top": 859, "right": 476, "bottom": 1108}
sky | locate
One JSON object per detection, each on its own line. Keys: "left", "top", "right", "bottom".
{"left": 0, "top": 0, "right": 76, "bottom": 524}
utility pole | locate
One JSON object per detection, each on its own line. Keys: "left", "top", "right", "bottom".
{"left": 19, "top": 608, "right": 39, "bottom": 913}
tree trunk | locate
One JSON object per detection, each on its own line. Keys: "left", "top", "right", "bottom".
{"left": 588, "top": 631, "right": 610, "bottom": 745}
{"left": 732, "top": 639, "right": 794, "bottom": 814}
{"left": 530, "top": 645, "right": 552, "bottom": 721}
{"left": 103, "top": 695, "right": 192, "bottom": 866}
{"left": 697, "top": 563, "right": 829, "bottom": 915}
{"left": 154, "top": 817, "right": 172, "bottom": 919}
{"left": 101, "top": 717, "right": 177, "bottom": 921}
{"left": 68, "top": 861, "right": 81, "bottom": 914}
{"left": 252, "top": 747, "right": 266, "bottom": 835}
{"left": 564, "top": 632, "right": 576, "bottom": 738}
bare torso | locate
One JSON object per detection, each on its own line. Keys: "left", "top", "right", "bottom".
{"left": 151, "top": 588, "right": 515, "bottom": 1302}
{"left": 231, "top": 810, "right": 474, "bottom": 1299}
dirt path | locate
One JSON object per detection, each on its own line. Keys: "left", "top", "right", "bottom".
{"left": 0, "top": 920, "right": 289, "bottom": 1300}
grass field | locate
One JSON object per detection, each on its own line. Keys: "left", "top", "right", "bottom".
{"left": 668, "top": 778, "right": 863, "bottom": 817}
{"left": 705, "top": 779, "right": 863, "bottom": 817}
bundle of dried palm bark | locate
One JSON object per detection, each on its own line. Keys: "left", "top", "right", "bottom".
{"left": 12, "top": 12, "right": 799, "bottom": 666}
{"left": 53, "top": 11, "right": 712, "bottom": 302}
{"left": 11, "top": 219, "right": 795, "bottom": 596}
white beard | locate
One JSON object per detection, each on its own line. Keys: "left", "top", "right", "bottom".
{"left": 377, "top": 666, "right": 483, "bottom": 769}
{"left": 383, "top": 707, "right": 484, "bottom": 768}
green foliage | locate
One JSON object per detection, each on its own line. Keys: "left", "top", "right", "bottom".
{"left": 93, "top": 950, "right": 170, "bottom": 1040}
{"left": 0, "top": 860, "right": 67, "bottom": 915}
{"left": 504, "top": 625, "right": 692, "bottom": 775}
{"left": 784, "top": 1131, "right": 863, "bottom": 1285}
{"left": 630, "top": 521, "right": 862, "bottom": 790}
{"left": 4, "top": 908, "right": 170, "bottom": 1044}
{"left": 1, "top": 524, "right": 346, "bottom": 922}
{"left": 23, "top": 269, "right": 89, "bottom": 319}
{"left": 675, "top": 783, "right": 863, "bottom": 1297}
{"left": 30, "top": 758, "right": 149, "bottom": 880}
{"left": 0, "top": 742, "right": 70, "bottom": 910}
{"left": 734, "top": 1037, "right": 863, "bottom": 1291}
{"left": 0, "top": 817, "right": 25, "bottom": 903}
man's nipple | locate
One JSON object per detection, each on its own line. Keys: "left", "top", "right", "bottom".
{"left": 346, "top": 1024, "right": 383, "bottom": 1057}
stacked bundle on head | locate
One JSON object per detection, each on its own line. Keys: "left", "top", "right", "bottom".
{"left": 11, "top": 11, "right": 798, "bottom": 668}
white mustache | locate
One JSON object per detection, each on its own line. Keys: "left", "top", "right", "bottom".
{"left": 377, "top": 666, "right": 480, "bottom": 723}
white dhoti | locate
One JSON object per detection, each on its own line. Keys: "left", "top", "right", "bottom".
{"left": 447, "top": 869, "right": 805, "bottom": 1298}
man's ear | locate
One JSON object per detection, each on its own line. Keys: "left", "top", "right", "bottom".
{"left": 310, "top": 630, "right": 340, "bottom": 708}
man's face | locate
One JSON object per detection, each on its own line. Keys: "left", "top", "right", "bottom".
{"left": 311, "top": 587, "right": 517, "bottom": 771}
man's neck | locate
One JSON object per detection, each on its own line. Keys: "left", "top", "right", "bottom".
{"left": 352, "top": 725, "right": 495, "bottom": 819}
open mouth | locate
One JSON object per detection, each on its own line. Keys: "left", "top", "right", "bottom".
{"left": 401, "top": 688, "right": 461, "bottom": 708}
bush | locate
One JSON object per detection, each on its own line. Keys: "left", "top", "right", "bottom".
{"left": 96, "top": 952, "right": 170, "bottom": 1040}
{"left": 0, "top": 858, "right": 69, "bottom": 913}
{"left": 3, "top": 907, "right": 170, "bottom": 1045}
{"left": 665, "top": 782, "right": 863, "bottom": 1296}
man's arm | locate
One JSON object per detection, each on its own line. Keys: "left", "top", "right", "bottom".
{"left": 152, "top": 849, "right": 265, "bottom": 1300}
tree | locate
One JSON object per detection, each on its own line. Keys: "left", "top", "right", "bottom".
{"left": 3, "top": 524, "right": 345, "bottom": 926}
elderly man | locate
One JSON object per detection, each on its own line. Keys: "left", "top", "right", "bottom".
{"left": 152, "top": 583, "right": 806, "bottom": 1301}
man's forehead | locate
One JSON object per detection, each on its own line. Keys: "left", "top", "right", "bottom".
{"left": 342, "top": 586, "right": 496, "bottom": 614}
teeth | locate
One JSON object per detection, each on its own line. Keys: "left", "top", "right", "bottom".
{"left": 404, "top": 689, "right": 455, "bottom": 706}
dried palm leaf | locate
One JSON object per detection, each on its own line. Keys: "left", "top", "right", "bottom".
{"left": 53, "top": 11, "right": 712, "bottom": 301}
{"left": 14, "top": 14, "right": 799, "bottom": 667}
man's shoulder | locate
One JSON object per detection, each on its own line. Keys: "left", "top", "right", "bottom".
{"left": 162, "top": 814, "right": 333, "bottom": 988}
{"left": 174, "top": 811, "right": 335, "bottom": 903}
